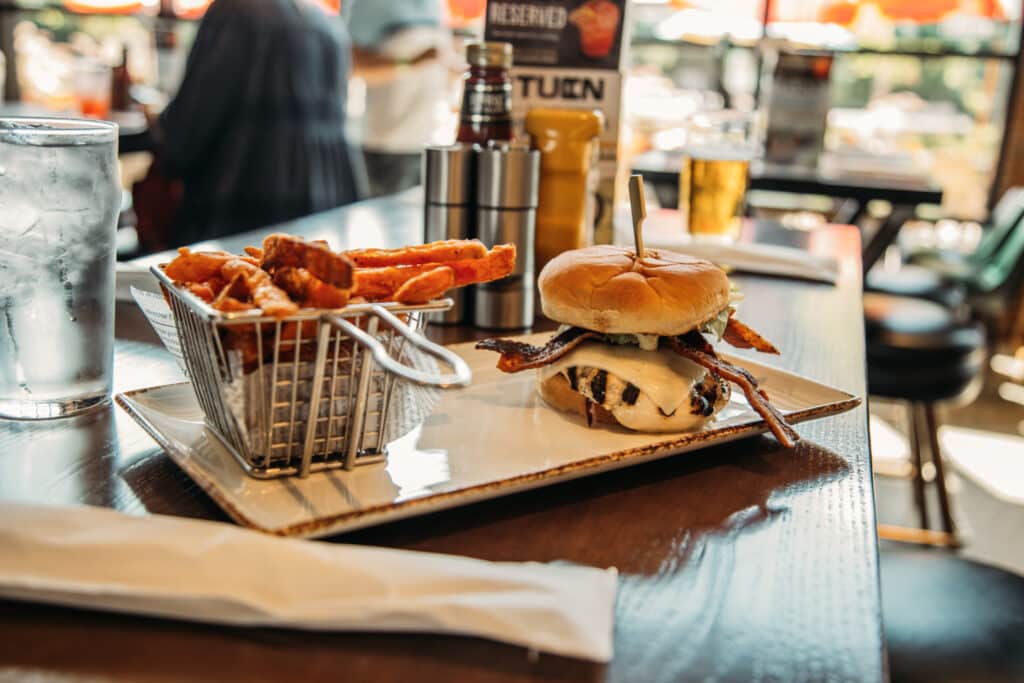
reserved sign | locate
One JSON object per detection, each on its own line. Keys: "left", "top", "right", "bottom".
{"left": 485, "top": 0, "right": 629, "bottom": 71}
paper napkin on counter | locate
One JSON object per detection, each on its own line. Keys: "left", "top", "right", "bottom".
{"left": 131, "top": 287, "right": 188, "bottom": 376}
{"left": 0, "top": 502, "right": 618, "bottom": 662}
{"left": 652, "top": 239, "right": 839, "bottom": 284}
{"left": 614, "top": 209, "right": 839, "bottom": 284}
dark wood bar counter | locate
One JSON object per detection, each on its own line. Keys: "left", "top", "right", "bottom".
{"left": 0, "top": 188, "right": 884, "bottom": 682}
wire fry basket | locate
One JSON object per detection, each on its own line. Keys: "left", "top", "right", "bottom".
{"left": 152, "top": 266, "right": 472, "bottom": 479}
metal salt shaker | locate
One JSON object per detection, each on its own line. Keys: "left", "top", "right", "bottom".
{"left": 423, "top": 144, "right": 477, "bottom": 324}
{"left": 474, "top": 144, "right": 540, "bottom": 330}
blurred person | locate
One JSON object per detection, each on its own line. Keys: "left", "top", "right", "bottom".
{"left": 346, "top": 0, "right": 457, "bottom": 197}
{"left": 152, "top": 0, "right": 361, "bottom": 246}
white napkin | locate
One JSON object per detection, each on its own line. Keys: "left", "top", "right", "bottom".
{"left": 0, "top": 501, "right": 617, "bottom": 661}
{"left": 614, "top": 208, "right": 839, "bottom": 284}
{"left": 653, "top": 239, "right": 839, "bottom": 284}
{"left": 131, "top": 287, "right": 188, "bottom": 375}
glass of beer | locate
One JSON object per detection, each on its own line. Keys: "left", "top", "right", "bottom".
{"left": 678, "top": 110, "right": 754, "bottom": 242}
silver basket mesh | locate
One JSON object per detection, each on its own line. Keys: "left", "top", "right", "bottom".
{"left": 156, "top": 271, "right": 461, "bottom": 479}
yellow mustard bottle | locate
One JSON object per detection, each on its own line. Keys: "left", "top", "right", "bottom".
{"left": 525, "top": 108, "right": 604, "bottom": 272}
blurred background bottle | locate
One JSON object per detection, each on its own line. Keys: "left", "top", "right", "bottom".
{"left": 525, "top": 108, "right": 603, "bottom": 272}
{"left": 111, "top": 45, "right": 132, "bottom": 112}
{"left": 456, "top": 42, "right": 513, "bottom": 146}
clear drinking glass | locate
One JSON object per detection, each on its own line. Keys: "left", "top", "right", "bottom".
{"left": 0, "top": 118, "right": 120, "bottom": 419}
{"left": 678, "top": 110, "right": 755, "bottom": 243}
{"left": 73, "top": 60, "right": 112, "bottom": 119}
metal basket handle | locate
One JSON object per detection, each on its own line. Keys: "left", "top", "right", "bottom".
{"left": 325, "top": 305, "right": 472, "bottom": 388}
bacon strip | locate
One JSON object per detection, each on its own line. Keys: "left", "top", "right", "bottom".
{"left": 723, "top": 316, "right": 780, "bottom": 355}
{"left": 668, "top": 335, "right": 799, "bottom": 448}
{"left": 475, "top": 327, "right": 600, "bottom": 373}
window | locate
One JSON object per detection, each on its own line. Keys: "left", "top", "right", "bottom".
{"left": 626, "top": 0, "right": 1022, "bottom": 217}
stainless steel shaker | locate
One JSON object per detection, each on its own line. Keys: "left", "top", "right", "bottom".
{"left": 474, "top": 144, "right": 540, "bottom": 330}
{"left": 423, "top": 144, "right": 476, "bottom": 324}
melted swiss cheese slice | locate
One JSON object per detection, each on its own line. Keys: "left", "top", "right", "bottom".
{"left": 538, "top": 341, "right": 707, "bottom": 415}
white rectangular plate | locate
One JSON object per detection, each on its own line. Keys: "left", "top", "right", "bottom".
{"left": 116, "top": 337, "right": 860, "bottom": 538}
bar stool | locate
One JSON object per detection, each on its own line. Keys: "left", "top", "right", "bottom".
{"left": 866, "top": 265, "right": 966, "bottom": 312}
{"left": 881, "top": 544, "right": 1024, "bottom": 683}
{"left": 864, "top": 293, "right": 986, "bottom": 546}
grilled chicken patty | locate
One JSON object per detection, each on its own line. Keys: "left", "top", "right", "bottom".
{"left": 564, "top": 365, "right": 728, "bottom": 418}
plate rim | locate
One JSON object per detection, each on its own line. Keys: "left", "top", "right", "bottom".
{"left": 116, "top": 354, "right": 862, "bottom": 539}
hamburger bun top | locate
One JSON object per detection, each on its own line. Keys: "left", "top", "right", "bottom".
{"left": 538, "top": 245, "right": 730, "bottom": 335}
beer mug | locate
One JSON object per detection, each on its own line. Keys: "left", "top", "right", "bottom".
{"left": 678, "top": 110, "right": 754, "bottom": 242}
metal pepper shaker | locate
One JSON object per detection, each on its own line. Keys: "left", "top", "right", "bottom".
{"left": 423, "top": 144, "right": 477, "bottom": 324}
{"left": 473, "top": 144, "right": 540, "bottom": 330}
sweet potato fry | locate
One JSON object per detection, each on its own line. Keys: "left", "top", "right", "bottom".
{"left": 243, "top": 246, "right": 263, "bottom": 260}
{"left": 187, "top": 281, "right": 217, "bottom": 302}
{"left": 212, "top": 296, "right": 257, "bottom": 313}
{"left": 345, "top": 239, "right": 488, "bottom": 268}
{"left": 273, "top": 267, "right": 350, "bottom": 309}
{"left": 165, "top": 248, "right": 236, "bottom": 283}
{"left": 164, "top": 248, "right": 259, "bottom": 283}
{"left": 352, "top": 244, "right": 516, "bottom": 300}
{"left": 222, "top": 274, "right": 248, "bottom": 300}
{"left": 210, "top": 274, "right": 256, "bottom": 313}
{"left": 279, "top": 320, "right": 320, "bottom": 343}
{"left": 393, "top": 266, "right": 455, "bottom": 304}
{"left": 272, "top": 267, "right": 307, "bottom": 301}
{"left": 352, "top": 267, "right": 421, "bottom": 300}
{"left": 305, "top": 278, "right": 350, "bottom": 309}
{"left": 444, "top": 244, "right": 516, "bottom": 287}
{"left": 221, "top": 259, "right": 298, "bottom": 318}
{"left": 207, "top": 276, "right": 229, "bottom": 295}
{"left": 221, "top": 329, "right": 262, "bottom": 371}
{"left": 185, "top": 275, "right": 229, "bottom": 303}
{"left": 261, "top": 234, "right": 354, "bottom": 289}
{"left": 723, "top": 315, "right": 780, "bottom": 355}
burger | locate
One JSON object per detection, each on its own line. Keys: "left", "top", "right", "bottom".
{"left": 476, "top": 245, "right": 799, "bottom": 447}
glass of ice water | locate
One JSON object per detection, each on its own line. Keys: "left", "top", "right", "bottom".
{"left": 0, "top": 118, "right": 120, "bottom": 419}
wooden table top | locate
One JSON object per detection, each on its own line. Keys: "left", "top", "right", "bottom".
{"left": 0, "top": 189, "right": 884, "bottom": 682}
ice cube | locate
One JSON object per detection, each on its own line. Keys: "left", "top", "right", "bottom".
{"left": 0, "top": 201, "right": 42, "bottom": 239}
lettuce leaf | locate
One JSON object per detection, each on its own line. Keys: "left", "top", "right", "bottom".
{"left": 601, "top": 333, "right": 660, "bottom": 351}
{"left": 699, "top": 306, "right": 735, "bottom": 341}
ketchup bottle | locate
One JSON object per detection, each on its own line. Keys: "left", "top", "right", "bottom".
{"left": 456, "top": 42, "right": 514, "bottom": 146}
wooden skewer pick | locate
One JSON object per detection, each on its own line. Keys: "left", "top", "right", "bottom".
{"left": 628, "top": 174, "right": 647, "bottom": 259}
